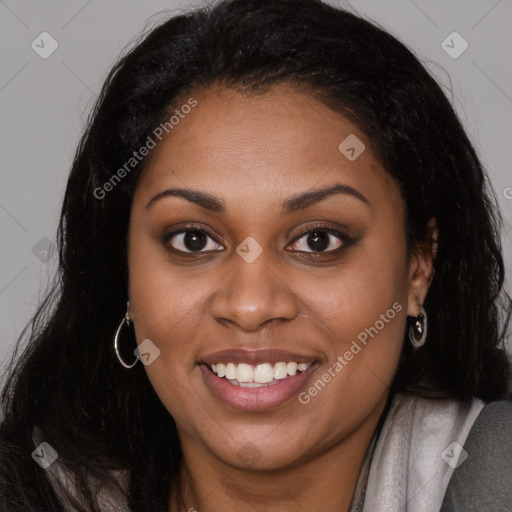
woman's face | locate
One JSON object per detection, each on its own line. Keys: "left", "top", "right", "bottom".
{"left": 127, "top": 84, "right": 432, "bottom": 470}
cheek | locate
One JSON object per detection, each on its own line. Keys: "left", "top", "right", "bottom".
{"left": 127, "top": 223, "right": 206, "bottom": 375}
{"left": 298, "top": 234, "right": 408, "bottom": 395}
{"left": 128, "top": 214, "right": 207, "bottom": 326}
{"left": 303, "top": 233, "right": 407, "bottom": 323}
{"left": 128, "top": 233, "right": 204, "bottom": 419}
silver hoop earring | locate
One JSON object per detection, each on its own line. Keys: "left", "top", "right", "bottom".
{"left": 114, "top": 301, "right": 138, "bottom": 369}
{"left": 408, "top": 305, "right": 427, "bottom": 348}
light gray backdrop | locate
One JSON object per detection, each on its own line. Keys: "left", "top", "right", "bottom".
{"left": 1, "top": 0, "right": 511, "bottom": 373}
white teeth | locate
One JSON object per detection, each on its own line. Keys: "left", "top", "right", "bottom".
{"left": 236, "top": 363, "right": 254, "bottom": 382}
{"left": 208, "top": 361, "right": 313, "bottom": 384}
{"left": 238, "top": 381, "right": 275, "bottom": 388}
{"left": 254, "top": 363, "right": 274, "bottom": 383}
{"left": 225, "top": 363, "right": 237, "bottom": 380}
{"left": 274, "top": 362, "right": 288, "bottom": 379}
{"left": 287, "top": 362, "right": 298, "bottom": 376}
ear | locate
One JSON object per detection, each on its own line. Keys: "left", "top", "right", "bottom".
{"left": 407, "top": 217, "right": 438, "bottom": 317}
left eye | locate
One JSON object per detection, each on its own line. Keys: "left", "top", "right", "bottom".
{"left": 288, "top": 227, "right": 345, "bottom": 253}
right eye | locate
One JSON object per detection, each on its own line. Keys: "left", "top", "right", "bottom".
{"left": 163, "top": 226, "right": 224, "bottom": 254}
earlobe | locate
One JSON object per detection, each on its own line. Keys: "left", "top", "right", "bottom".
{"left": 406, "top": 217, "right": 438, "bottom": 317}
{"left": 126, "top": 298, "right": 133, "bottom": 324}
{"left": 406, "top": 280, "right": 425, "bottom": 318}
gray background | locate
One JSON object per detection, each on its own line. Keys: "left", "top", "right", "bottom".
{"left": 1, "top": 0, "right": 511, "bottom": 373}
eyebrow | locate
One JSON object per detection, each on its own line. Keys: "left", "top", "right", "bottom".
{"left": 145, "top": 183, "right": 371, "bottom": 214}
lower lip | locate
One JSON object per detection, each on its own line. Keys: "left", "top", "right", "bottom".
{"left": 199, "top": 363, "right": 318, "bottom": 411}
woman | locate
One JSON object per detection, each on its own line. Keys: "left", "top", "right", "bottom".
{"left": 1, "top": 0, "right": 511, "bottom": 511}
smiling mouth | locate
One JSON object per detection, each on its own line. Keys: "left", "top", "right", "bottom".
{"left": 206, "top": 361, "right": 314, "bottom": 387}
{"left": 199, "top": 358, "right": 319, "bottom": 411}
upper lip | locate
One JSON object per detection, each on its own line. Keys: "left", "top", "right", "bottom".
{"left": 199, "top": 348, "right": 318, "bottom": 365}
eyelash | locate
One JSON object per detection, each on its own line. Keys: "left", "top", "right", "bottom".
{"left": 162, "top": 223, "right": 352, "bottom": 256}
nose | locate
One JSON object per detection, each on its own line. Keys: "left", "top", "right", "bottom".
{"left": 211, "top": 252, "right": 299, "bottom": 333}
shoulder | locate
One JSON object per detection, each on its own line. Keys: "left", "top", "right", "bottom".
{"left": 440, "top": 399, "right": 512, "bottom": 512}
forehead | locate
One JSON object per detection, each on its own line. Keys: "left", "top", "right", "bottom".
{"left": 135, "top": 83, "right": 401, "bottom": 216}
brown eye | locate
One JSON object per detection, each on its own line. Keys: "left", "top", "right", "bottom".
{"left": 164, "top": 227, "right": 224, "bottom": 253}
{"left": 288, "top": 225, "right": 351, "bottom": 253}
